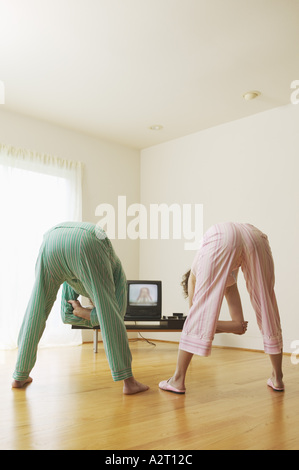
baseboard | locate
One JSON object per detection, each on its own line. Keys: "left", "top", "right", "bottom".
{"left": 82, "top": 337, "right": 292, "bottom": 356}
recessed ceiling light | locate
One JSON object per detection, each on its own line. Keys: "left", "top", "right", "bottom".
{"left": 242, "top": 91, "right": 261, "bottom": 101}
{"left": 149, "top": 125, "right": 163, "bottom": 131}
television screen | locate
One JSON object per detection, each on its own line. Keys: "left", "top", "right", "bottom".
{"left": 125, "top": 280, "right": 162, "bottom": 320}
{"left": 128, "top": 283, "right": 158, "bottom": 306}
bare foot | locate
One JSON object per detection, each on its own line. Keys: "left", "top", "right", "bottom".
{"left": 123, "top": 377, "right": 149, "bottom": 395}
{"left": 216, "top": 321, "right": 248, "bottom": 335}
{"left": 228, "top": 321, "right": 248, "bottom": 335}
{"left": 68, "top": 300, "right": 91, "bottom": 320}
{"left": 12, "top": 377, "right": 33, "bottom": 388}
{"left": 238, "top": 321, "right": 248, "bottom": 335}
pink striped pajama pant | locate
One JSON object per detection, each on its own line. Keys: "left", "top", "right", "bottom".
{"left": 179, "top": 222, "right": 283, "bottom": 357}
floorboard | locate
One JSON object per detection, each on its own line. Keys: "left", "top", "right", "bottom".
{"left": 1, "top": 341, "right": 298, "bottom": 450}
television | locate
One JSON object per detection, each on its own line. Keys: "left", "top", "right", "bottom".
{"left": 125, "top": 280, "right": 162, "bottom": 321}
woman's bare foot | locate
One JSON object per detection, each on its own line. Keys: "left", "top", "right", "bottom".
{"left": 123, "top": 377, "right": 149, "bottom": 395}
{"left": 268, "top": 352, "right": 284, "bottom": 390}
{"left": 216, "top": 321, "right": 248, "bottom": 335}
{"left": 12, "top": 377, "right": 33, "bottom": 388}
{"left": 238, "top": 321, "right": 248, "bottom": 335}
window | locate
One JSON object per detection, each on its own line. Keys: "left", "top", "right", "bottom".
{"left": 0, "top": 144, "right": 83, "bottom": 349}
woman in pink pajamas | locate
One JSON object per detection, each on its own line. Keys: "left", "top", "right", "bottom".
{"left": 159, "top": 222, "right": 284, "bottom": 394}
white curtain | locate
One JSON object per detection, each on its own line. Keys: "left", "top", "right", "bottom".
{"left": 0, "top": 143, "right": 83, "bottom": 349}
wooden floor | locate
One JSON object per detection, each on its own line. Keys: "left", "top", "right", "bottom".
{"left": 1, "top": 340, "right": 299, "bottom": 450}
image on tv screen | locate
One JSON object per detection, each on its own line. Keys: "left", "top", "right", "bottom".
{"left": 129, "top": 284, "right": 158, "bottom": 306}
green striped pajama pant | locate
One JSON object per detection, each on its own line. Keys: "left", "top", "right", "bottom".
{"left": 13, "top": 222, "right": 133, "bottom": 382}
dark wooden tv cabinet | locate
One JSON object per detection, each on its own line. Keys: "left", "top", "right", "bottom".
{"left": 72, "top": 317, "right": 186, "bottom": 353}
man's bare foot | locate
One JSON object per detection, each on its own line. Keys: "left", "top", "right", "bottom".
{"left": 68, "top": 300, "right": 91, "bottom": 321}
{"left": 123, "top": 377, "right": 149, "bottom": 395}
{"left": 12, "top": 377, "right": 33, "bottom": 388}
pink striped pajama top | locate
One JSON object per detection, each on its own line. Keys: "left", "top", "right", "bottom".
{"left": 179, "top": 222, "right": 283, "bottom": 357}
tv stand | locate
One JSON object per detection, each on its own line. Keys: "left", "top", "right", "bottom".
{"left": 72, "top": 317, "right": 186, "bottom": 353}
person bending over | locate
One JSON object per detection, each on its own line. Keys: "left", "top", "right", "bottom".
{"left": 159, "top": 222, "right": 284, "bottom": 394}
{"left": 12, "top": 222, "right": 149, "bottom": 395}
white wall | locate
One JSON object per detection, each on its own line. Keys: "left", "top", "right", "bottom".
{"left": 0, "top": 108, "right": 140, "bottom": 342}
{"left": 140, "top": 104, "right": 299, "bottom": 353}
{"left": 2, "top": 103, "right": 298, "bottom": 353}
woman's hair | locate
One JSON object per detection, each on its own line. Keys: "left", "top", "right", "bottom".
{"left": 181, "top": 269, "right": 191, "bottom": 299}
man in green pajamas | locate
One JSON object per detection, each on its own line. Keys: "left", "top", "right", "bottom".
{"left": 12, "top": 222, "right": 149, "bottom": 395}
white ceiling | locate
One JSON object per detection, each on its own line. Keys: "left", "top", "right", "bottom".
{"left": 0, "top": 0, "right": 299, "bottom": 149}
